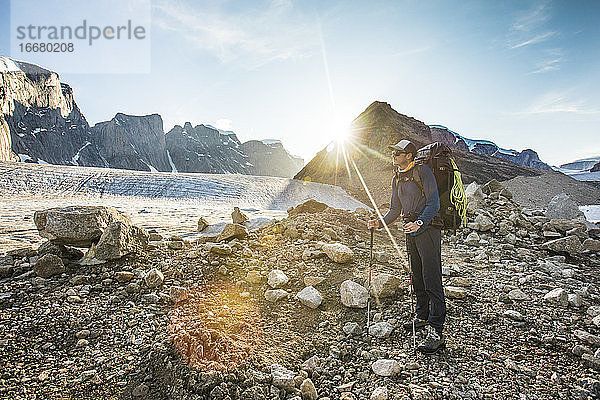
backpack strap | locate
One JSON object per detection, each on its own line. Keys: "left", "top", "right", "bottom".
{"left": 412, "top": 166, "right": 424, "bottom": 196}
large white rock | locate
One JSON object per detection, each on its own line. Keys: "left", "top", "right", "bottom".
{"left": 474, "top": 214, "right": 494, "bottom": 231}
{"left": 340, "top": 280, "right": 369, "bottom": 308}
{"left": 322, "top": 243, "right": 354, "bottom": 263}
{"left": 371, "top": 359, "right": 402, "bottom": 377}
{"left": 464, "top": 232, "right": 481, "bottom": 246}
{"left": 444, "top": 286, "right": 467, "bottom": 299}
{"left": 296, "top": 286, "right": 322, "bottom": 309}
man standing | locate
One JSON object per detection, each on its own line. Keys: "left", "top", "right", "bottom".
{"left": 367, "top": 139, "right": 446, "bottom": 354}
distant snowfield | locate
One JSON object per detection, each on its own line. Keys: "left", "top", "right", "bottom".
{"left": 0, "top": 162, "right": 369, "bottom": 251}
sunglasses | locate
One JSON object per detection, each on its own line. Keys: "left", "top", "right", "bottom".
{"left": 391, "top": 150, "right": 408, "bottom": 156}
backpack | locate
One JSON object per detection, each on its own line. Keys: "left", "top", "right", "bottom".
{"left": 411, "top": 142, "right": 467, "bottom": 230}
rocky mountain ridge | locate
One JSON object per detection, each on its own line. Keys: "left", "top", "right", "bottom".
{"left": 0, "top": 57, "right": 303, "bottom": 178}
{"left": 430, "top": 125, "right": 551, "bottom": 170}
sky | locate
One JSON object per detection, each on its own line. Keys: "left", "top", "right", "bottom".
{"left": 1, "top": 0, "right": 599, "bottom": 166}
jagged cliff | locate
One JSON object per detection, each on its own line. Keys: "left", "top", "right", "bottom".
{"left": 1, "top": 57, "right": 303, "bottom": 177}
{"left": 239, "top": 140, "right": 304, "bottom": 177}
{"left": 165, "top": 123, "right": 250, "bottom": 174}
{"left": 0, "top": 56, "right": 104, "bottom": 166}
{"left": 91, "top": 113, "right": 171, "bottom": 172}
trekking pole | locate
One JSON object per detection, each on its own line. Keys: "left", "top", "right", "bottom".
{"left": 405, "top": 230, "right": 416, "bottom": 349}
{"left": 367, "top": 227, "right": 374, "bottom": 329}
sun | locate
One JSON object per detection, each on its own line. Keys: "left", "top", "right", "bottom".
{"left": 328, "top": 117, "right": 351, "bottom": 143}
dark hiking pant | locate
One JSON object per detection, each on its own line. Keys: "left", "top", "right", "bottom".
{"left": 406, "top": 227, "right": 446, "bottom": 334}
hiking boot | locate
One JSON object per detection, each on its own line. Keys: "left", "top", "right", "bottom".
{"left": 403, "top": 318, "right": 428, "bottom": 331}
{"left": 417, "top": 326, "right": 446, "bottom": 354}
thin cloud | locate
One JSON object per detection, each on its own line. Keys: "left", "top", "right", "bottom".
{"left": 152, "top": 0, "right": 319, "bottom": 67}
{"left": 518, "top": 94, "right": 600, "bottom": 115}
{"left": 510, "top": 31, "right": 555, "bottom": 49}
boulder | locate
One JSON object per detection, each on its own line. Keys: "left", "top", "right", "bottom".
{"left": 370, "top": 273, "right": 404, "bottom": 299}
{"left": 583, "top": 239, "right": 600, "bottom": 251}
{"left": 546, "top": 193, "right": 585, "bottom": 220}
{"left": 296, "top": 286, "right": 322, "bottom": 309}
{"left": 508, "top": 288, "right": 530, "bottom": 301}
{"left": 322, "top": 243, "right": 354, "bottom": 263}
{"left": 34, "top": 206, "right": 130, "bottom": 247}
{"left": 94, "top": 221, "right": 149, "bottom": 260}
{"left": 217, "top": 223, "right": 248, "bottom": 242}
{"left": 540, "top": 235, "right": 583, "bottom": 256}
{"left": 340, "top": 280, "right": 369, "bottom": 308}
{"left": 33, "top": 254, "right": 65, "bottom": 278}
{"left": 232, "top": 207, "right": 249, "bottom": 224}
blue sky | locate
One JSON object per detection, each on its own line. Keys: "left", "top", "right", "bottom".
{"left": 1, "top": 0, "right": 599, "bottom": 166}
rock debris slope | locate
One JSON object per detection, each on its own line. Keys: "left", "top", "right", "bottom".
{"left": 1, "top": 179, "right": 599, "bottom": 399}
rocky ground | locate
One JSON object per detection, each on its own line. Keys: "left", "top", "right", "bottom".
{"left": 1, "top": 182, "right": 600, "bottom": 400}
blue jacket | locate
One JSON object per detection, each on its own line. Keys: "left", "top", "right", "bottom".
{"left": 382, "top": 164, "right": 440, "bottom": 236}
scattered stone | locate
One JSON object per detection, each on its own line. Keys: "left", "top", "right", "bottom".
{"left": 33, "top": 254, "right": 65, "bottom": 278}
{"left": 568, "top": 293, "right": 583, "bottom": 308}
{"left": 343, "top": 322, "right": 359, "bottom": 336}
{"left": 465, "top": 232, "right": 481, "bottom": 246}
{"left": 246, "top": 271, "right": 263, "bottom": 285}
{"left": 197, "top": 217, "right": 209, "bottom": 232}
{"left": 296, "top": 286, "right": 322, "bottom": 309}
{"left": 144, "top": 268, "right": 164, "bottom": 289}
{"left": 574, "top": 330, "right": 600, "bottom": 347}
{"left": 370, "top": 273, "right": 403, "bottom": 298}
{"left": 541, "top": 235, "right": 583, "bottom": 257}
{"left": 370, "top": 387, "right": 388, "bottom": 400}
{"left": 167, "top": 240, "right": 184, "bottom": 250}
{"left": 232, "top": 207, "right": 249, "bottom": 225}
{"left": 409, "top": 384, "right": 434, "bottom": 400}
{"left": 264, "top": 289, "right": 289, "bottom": 303}
{"left": 503, "top": 310, "right": 524, "bottom": 321}
{"left": 206, "top": 243, "right": 233, "bottom": 255}
{"left": 583, "top": 238, "right": 600, "bottom": 251}
{"left": 322, "top": 243, "right": 354, "bottom": 264}
{"left": 582, "top": 354, "right": 600, "bottom": 371}
{"left": 267, "top": 270, "right": 289, "bottom": 288}
{"left": 217, "top": 223, "right": 248, "bottom": 242}
{"left": 368, "top": 322, "right": 394, "bottom": 338}
{"left": 340, "top": 280, "right": 369, "bottom": 308}
{"left": 300, "top": 378, "right": 318, "bottom": 400}
{"left": 543, "top": 288, "right": 568, "bottom": 306}
{"left": 271, "top": 364, "right": 295, "bottom": 392}
{"left": 474, "top": 214, "right": 494, "bottom": 231}
{"left": 115, "top": 271, "right": 135, "bottom": 283}
{"left": 508, "top": 288, "right": 530, "bottom": 301}
{"left": 371, "top": 359, "right": 402, "bottom": 377}
{"left": 169, "top": 286, "right": 187, "bottom": 303}
{"left": 444, "top": 286, "right": 467, "bottom": 299}
{"left": 288, "top": 200, "right": 328, "bottom": 215}
{"left": 304, "top": 276, "right": 325, "bottom": 287}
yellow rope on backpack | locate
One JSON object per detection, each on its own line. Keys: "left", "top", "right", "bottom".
{"left": 450, "top": 158, "right": 467, "bottom": 227}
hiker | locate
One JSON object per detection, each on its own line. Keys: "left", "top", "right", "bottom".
{"left": 367, "top": 139, "right": 446, "bottom": 354}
